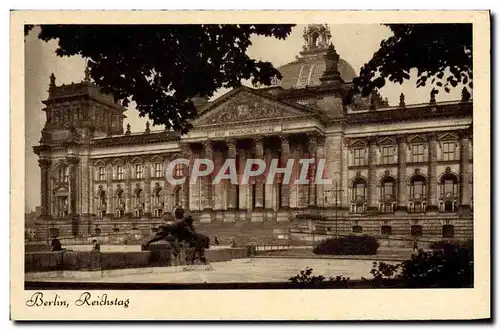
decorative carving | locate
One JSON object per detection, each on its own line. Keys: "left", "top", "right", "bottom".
{"left": 49, "top": 73, "right": 56, "bottom": 89}
{"left": 414, "top": 169, "right": 420, "bottom": 175}
{"left": 399, "top": 93, "right": 406, "bottom": 107}
{"left": 445, "top": 167, "right": 451, "bottom": 173}
{"left": 204, "top": 94, "right": 290, "bottom": 124}
{"left": 317, "top": 135, "right": 326, "bottom": 147}
{"left": 429, "top": 90, "right": 437, "bottom": 104}
{"left": 145, "top": 121, "right": 150, "bottom": 133}
{"left": 461, "top": 87, "right": 471, "bottom": 102}
{"left": 125, "top": 123, "right": 131, "bottom": 136}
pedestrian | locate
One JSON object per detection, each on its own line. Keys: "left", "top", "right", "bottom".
{"left": 91, "top": 239, "right": 101, "bottom": 252}
{"left": 214, "top": 237, "right": 219, "bottom": 246}
{"left": 412, "top": 238, "right": 418, "bottom": 252}
{"left": 50, "top": 236, "right": 63, "bottom": 252}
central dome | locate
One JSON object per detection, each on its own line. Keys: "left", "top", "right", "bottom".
{"left": 275, "top": 24, "right": 357, "bottom": 89}
{"left": 277, "top": 55, "right": 357, "bottom": 89}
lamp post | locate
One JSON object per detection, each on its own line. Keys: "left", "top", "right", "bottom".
{"left": 325, "top": 182, "right": 344, "bottom": 238}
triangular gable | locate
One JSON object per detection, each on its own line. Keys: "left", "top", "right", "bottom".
{"left": 438, "top": 132, "right": 459, "bottom": 141}
{"left": 407, "top": 134, "right": 427, "bottom": 144}
{"left": 350, "top": 140, "right": 367, "bottom": 148}
{"left": 378, "top": 136, "right": 397, "bottom": 145}
{"left": 192, "top": 86, "right": 316, "bottom": 126}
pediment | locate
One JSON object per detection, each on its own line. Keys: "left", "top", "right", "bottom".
{"left": 407, "top": 134, "right": 427, "bottom": 144}
{"left": 378, "top": 136, "right": 396, "bottom": 146}
{"left": 438, "top": 132, "right": 459, "bottom": 141}
{"left": 192, "top": 87, "right": 315, "bottom": 126}
{"left": 350, "top": 140, "right": 367, "bottom": 148}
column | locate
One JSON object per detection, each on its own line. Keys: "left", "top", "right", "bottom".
{"left": 397, "top": 136, "right": 407, "bottom": 211}
{"left": 316, "top": 136, "right": 327, "bottom": 207}
{"left": 203, "top": 141, "right": 213, "bottom": 210}
{"left": 226, "top": 139, "right": 238, "bottom": 210}
{"left": 239, "top": 149, "right": 248, "bottom": 210}
{"left": 38, "top": 159, "right": 51, "bottom": 216}
{"left": 181, "top": 145, "right": 191, "bottom": 210}
{"left": 144, "top": 160, "right": 151, "bottom": 216}
{"left": 459, "top": 131, "right": 471, "bottom": 211}
{"left": 67, "top": 157, "right": 79, "bottom": 215}
{"left": 367, "top": 137, "right": 378, "bottom": 211}
{"left": 125, "top": 161, "right": 132, "bottom": 215}
{"left": 427, "top": 133, "right": 438, "bottom": 211}
{"left": 80, "top": 155, "right": 90, "bottom": 216}
{"left": 106, "top": 163, "right": 113, "bottom": 215}
{"left": 307, "top": 133, "right": 317, "bottom": 207}
{"left": 280, "top": 135, "right": 291, "bottom": 209}
{"left": 254, "top": 137, "right": 265, "bottom": 209}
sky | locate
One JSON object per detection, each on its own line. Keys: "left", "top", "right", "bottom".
{"left": 24, "top": 24, "right": 465, "bottom": 212}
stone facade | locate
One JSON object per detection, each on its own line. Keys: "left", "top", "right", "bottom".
{"left": 33, "top": 24, "right": 473, "bottom": 240}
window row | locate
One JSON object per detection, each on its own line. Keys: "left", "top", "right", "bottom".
{"left": 327, "top": 224, "right": 456, "bottom": 238}
{"left": 95, "top": 163, "right": 184, "bottom": 181}
{"left": 350, "top": 173, "right": 459, "bottom": 213}
{"left": 351, "top": 141, "right": 459, "bottom": 166}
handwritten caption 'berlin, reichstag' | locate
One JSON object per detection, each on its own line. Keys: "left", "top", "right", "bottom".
{"left": 26, "top": 292, "right": 130, "bottom": 308}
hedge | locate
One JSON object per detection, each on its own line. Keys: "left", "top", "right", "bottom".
{"left": 313, "top": 235, "right": 380, "bottom": 255}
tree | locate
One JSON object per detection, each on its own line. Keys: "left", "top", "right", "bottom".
{"left": 343, "top": 24, "right": 473, "bottom": 105}
{"left": 25, "top": 24, "right": 294, "bottom": 133}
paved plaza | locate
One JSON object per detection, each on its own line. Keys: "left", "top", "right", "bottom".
{"left": 26, "top": 258, "right": 390, "bottom": 283}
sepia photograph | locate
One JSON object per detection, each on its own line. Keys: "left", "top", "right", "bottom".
{"left": 11, "top": 10, "right": 490, "bottom": 320}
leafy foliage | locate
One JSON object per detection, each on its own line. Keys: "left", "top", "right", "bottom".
{"left": 371, "top": 239, "right": 473, "bottom": 288}
{"left": 344, "top": 24, "right": 473, "bottom": 105}
{"left": 313, "top": 235, "right": 380, "bottom": 255}
{"left": 25, "top": 24, "right": 294, "bottom": 133}
{"left": 289, "top": 267, "right": 350, "bottom": 288}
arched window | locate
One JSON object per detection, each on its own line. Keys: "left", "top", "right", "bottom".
{"left": 352, "top": 177, "right": 367, "bottom": 201}
{"left": 409, "top": 175, "right": 427, "bottom": 213}
{"left": 439, "top": 173, "right": 459, "bottom": 212}
{"left": 380, "top": 176, "right": 396, "bottom": 213}
{"left": 351, "top": 177, "right": 367, "bottom": 213}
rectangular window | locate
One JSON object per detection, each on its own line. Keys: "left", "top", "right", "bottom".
{"left": 353, "top": 148, "right": 366, "bottom": 166}
{"left": 174, "top": 163, "right": 184, "bottom": 178}
{"left": 154, "top": 163, "right": 163, "bottom": 178}
{"left": 411, "top": 144, "right": 425, "bottom": 162}
{"left": 116, "top": 166, "right": 124, "bottom": 180}
{"left": 442, "top": 142, "right": 456, "bottom": 161}
{"left": 382, "top": 181, "right": 394, "bottom": 197}
{"left": 98, "top": 167, "right": 106, "bottom": 181}
{"left": 135, "top": 164, "right": 144, "bottom": 179}
{"left": 382, "top": 146, "right": 395, "bottom": 164}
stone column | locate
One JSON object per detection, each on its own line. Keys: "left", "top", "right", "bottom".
{"left": 307, "top": 133, "right": 318, "bottom": 207}
{"left": 397, "top": 136, "right": 408, "bottom": 211}
{"left": 226, "top": 139, "right": 238, "bottom": 210}
{"left": 239, "top": 149, "right": 248, "bottom": 210}
{"left": 367, "top": 137, "right": 378, "bottom": 211}
{"left": 144, "top": 160, "right": 151, "bottom": 216}
{"left": 459, "top": 130, "right": 471, "bottom": 213}
{"left": 254, "top": 137, "right": 265, "bottom": 209}
{"left": 80, "top": 155, "right": 90, "bottom": 216}
{"left": 125, "top": 161, "right": 132, "bottom": 215}
{"left": 427, "top": 133, "right": 438, "bottom": 211}
{"left": 280, "top": 135, "right": 291, "bottom": 209}
{"left": 317, "top": 136, "right": 327, "bottom": 207}
{"left": 181, "top": 145, "right": 191, "bottom": 210}
{"left": 38, "top": 159, "right": 52, "bottom": 216}
{"left": 67, "top": 157, "right": 79, "bottom": 215}
{"left": 203, "top": 141, "right": 213, "bottom": 210}
{"left": 106, "top": 163, "right": 113, "bottom": 215}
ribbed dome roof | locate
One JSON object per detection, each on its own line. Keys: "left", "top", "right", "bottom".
{"left": 277, "top": 54, "right": 357, "bottom": 89}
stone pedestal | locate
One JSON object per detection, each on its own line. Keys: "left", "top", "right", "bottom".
{"left": 251, "top": 210, "right": 265, "bottom": 222}
{"left": 276, "top": 210, "right": 291, "bottom": 222}
{"left": 223, "top": 210, "right": 236, "bottom": 223}
{"left": 199, "top": 210, "right": 214, "bottom": 223}
{"left": 265, "top": 209, "right": 276, "bottom": 222}
{"left": 237, "top": 210, "right": 248, "bottom": 221}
